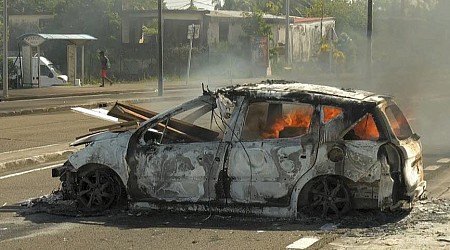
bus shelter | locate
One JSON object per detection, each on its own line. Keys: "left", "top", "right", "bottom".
{"left": 17, "top": 33, "right": 97, "bottom": 87}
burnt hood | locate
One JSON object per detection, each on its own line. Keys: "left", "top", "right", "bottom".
{"left": 70, "top": 131, "right": 122, "bottom": 146}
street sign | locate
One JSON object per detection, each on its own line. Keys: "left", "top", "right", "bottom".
{"left": 186, "top": 24, "right": 200, "bottom": 85}
{"left": 187, "top": 24, "right": 200, "bottom": 40}
{"left": 187, "top": 25, "right": 194, "bottom": 40}
{"left": 193, "top": 25, "right": 200, "bottom": 39}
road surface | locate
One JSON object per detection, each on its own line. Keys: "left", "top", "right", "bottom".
{"left": 1, "top": 83, "right": 450, "bottom": 249}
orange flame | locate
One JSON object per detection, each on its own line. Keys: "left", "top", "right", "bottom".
{"left": 263, "top": 108, "right": 312, "bottom": 138}
{"left": 323, "top": 106, "right": 343, "bottom": 123}
{"left": 353, "top": 114, "right": 379, "bottom": 140}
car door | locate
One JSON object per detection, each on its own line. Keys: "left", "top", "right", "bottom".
{"left": 127, "top": 95, "right": 233, "bottom": 203}
{"left": 140, "top": 140, "right": 222, "bottom": 202}
{"left": 225, "top": 100, "right": 318, "bottom": 205}
{"left": 311, "top": 104, "right": 389, "bottom": 204}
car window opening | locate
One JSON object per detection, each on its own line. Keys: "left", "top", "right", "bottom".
{"left": 384, "top": 104, "right": 413, "bottom": 140}
{"left": 323, "top": 106, "right": 343, "bottom": 123}
{"left": 147, "top": 101, "right": 234, "bottom": 144}
{"left": 242, "top": 102, "right": 313, "bottom": 140}
{"left": 344, "top": 113, "right": 380, "bottom": 141}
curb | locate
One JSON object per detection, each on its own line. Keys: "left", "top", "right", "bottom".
{"left": 0, "top": 149, "right": 76, "bottom": 173}
{"left": 0, "top": 89, "right": 142, "bottom": 102}
{"left": 0, "top": 94, "right": 192, "bottom": 117}
{"left": 0, "top": 97, "right": 152, "bottom": 117}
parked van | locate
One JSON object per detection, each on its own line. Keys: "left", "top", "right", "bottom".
{"left": 9, "top": 56, "right": 68, "bottom": 88}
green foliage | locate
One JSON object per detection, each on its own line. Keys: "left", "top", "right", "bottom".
{"left": 46, "top": 0, "right": 121, "bottom": 47}
{"left": 220, "top": 0, "right": 281, "bottom": 14}
{"left": 241, "top": 10, "right": 272, "bottom": 37}
{"left": 164, "top": 43, "right": 206, "bottom": 77}
{"left": 142, "top": 24, "right": 158, "bottom": 36}
{"left": 9, "top": 0, "right": 60, "bottom": 14}
{"left": 298, "top": 0, "right": 366, "bottom": 33}
{"left": 125, "top": 0, "right": 161, "bottom": 10}
{"left": 375, "top": 0, "right": 437, "bottom": 17}
{"left": 221, "top": 0, "right": 253, "bottom": 11}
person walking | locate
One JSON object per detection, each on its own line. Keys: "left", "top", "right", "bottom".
{"left": 99, "top": 50, "right": 113, "bottom": 87}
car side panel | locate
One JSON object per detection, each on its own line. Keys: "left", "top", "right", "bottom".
{"left": 132, "top": 142, "right": 221, "bottom": 202}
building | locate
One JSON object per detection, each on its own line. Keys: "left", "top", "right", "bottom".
{"left": 121, "top": 10, "right": 335, "bottom": 78}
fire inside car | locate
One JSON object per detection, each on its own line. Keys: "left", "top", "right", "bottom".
{"left": 51, "top": 80, "right": 426, "bottom": 218}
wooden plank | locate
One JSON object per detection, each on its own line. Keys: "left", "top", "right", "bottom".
{"left": 109, "top": 102, "right": 219, "bottom": 141}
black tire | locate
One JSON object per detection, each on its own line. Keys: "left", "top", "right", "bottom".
{"left": 77, "top": 169, "right": 123, "bottom": 212}
{"left": 303, "top": 175, "right": 352, "bottom": 217}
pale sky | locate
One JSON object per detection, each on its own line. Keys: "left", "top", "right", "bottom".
{"left": 165, "top": 0, "right": 216, "bottom": 10}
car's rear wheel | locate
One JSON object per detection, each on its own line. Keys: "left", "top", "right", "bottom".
{"left": 303, "top": 175, "right": 351, "bottom": 217}
{"left": 77, "top": 169, "right": 122, "bottom": 212}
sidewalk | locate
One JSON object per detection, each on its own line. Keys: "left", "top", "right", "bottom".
{"left": 0, "top": 78, "right": 263, "bottom": 174}
{"left": 1, "top": 80, "right": 184, "bottom": 101}
{"left": 0, "top": 78, "right": 257, "bottom": 102}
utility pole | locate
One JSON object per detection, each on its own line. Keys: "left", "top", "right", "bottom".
{"left": 157, "top": 0, "right": 163, "bottom": 96}
{"left": 3, "top": 0, "right": 8, "bottom": 98}
{"left": 366, "top": 0, "right": 373, "bottom": 79}
{"left": 284, "top": 0, "right": 290, "bottom": 65}
{"left": 400, "top": 0, "right": 406, "bottom": 16}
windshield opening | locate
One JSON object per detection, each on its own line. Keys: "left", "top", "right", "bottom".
{"left": 384, "top": 104, "right": 413, "bottom": 140}
{"left": 48, "top": 64, "right": 63, "bottom": 75}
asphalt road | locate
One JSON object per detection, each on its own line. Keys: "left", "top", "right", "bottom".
{"left": 2, "top": 83, "right": 450, "bottom": 249}
{"left": 0, "top": 97, "right": 196, "bottom": 154}
{"left": 0, "top": 154, "right": 448, "bottom": 249}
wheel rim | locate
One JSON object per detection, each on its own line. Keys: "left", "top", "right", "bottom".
{"left": 78, "top": 170, "right": 119, "bottom": 211}
{"left": 308, "top": 176, "right": 351, "bottom": 217}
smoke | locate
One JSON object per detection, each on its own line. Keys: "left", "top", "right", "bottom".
{"left": 282, "top": 2, "right": 450, "bottom": 154}
{"left": 164, "top": 2, "right": 449, "bottom": 154}
{"left": 369, "top": 3, "right": 450, "bottom": 154}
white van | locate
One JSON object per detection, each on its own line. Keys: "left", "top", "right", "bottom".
{"left": 10, "top": 56, "right": 68, "bottom": 87}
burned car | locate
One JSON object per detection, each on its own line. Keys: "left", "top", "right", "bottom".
{"left": 53, "top": 80, "right": 426, "bottom": 217}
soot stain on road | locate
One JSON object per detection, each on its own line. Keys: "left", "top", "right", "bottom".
{"left": 15, "top": 190, "right": 450, "bottom": 241}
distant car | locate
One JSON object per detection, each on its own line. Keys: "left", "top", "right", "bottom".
{"left": 52, "top": 80, "right": 426, "bottom": 217}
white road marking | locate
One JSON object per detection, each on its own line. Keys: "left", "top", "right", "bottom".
{"left": 0, "top": 163, "right": 62, "bottom": 180}
{"left": 0, "top": 144, "right": 59, "bottom": 156}
{"left": 286, "top": 237, "right": 319, "bottom": 249}
{"left": 437, "top": 158, "right": 450, "bottom": 163}
{"left": 425, "top": 165, "right": 441, "bottom": 171}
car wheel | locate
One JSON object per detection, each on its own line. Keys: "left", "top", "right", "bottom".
{"left": 304, "top": 175, "right": 351, "bottom": 217}
{"left": 77, "top": 169, "right": 122, "bottom": 212}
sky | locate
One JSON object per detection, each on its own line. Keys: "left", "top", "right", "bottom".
{"left": 165, "top": 0, "right": 216, "bottom": 10}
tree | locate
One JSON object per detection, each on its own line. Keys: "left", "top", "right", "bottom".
{"left": 124, "top": 0, "right": 161, "bottom": 10}
{"left": 241, "top": 10, "right": 272, "bottom": 37}
{"left": 218, "top": 0, "right": 317, "bottom": 16}
{"left": 375, "top": 0, "right": 437, "bottom": 17}
{"left": 218, "top": 0, "right": 281, "bottom": 14}
{"left": 9, "top": 0, "right": 60, "bottom": 14}
{"left": 298, "top": 0, "right": 366, "bottom": 34}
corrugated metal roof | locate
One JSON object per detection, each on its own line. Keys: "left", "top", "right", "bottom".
{"left": 206, "top": 10, "right": 284, "bottom": 20}
{"left": 293, "top": 17, "right": 335, "bottom": 23}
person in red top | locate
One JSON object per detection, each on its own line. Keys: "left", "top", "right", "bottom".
{"left": 99, "top": 51, "right": 113, "bottom": 87}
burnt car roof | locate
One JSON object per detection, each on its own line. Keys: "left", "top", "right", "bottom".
{"left": 217, "top": 80, "right": 388, "bottom": 105}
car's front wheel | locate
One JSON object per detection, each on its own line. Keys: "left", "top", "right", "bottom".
{"left": 77, "top": 169, "right": 123, "bottom": 212}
